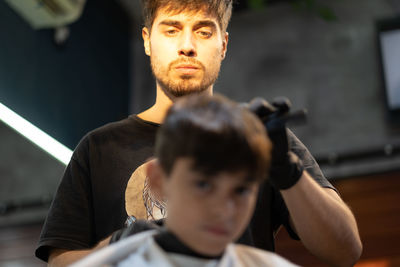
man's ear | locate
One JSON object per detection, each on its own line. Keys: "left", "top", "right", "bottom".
{"left": 146, "top": 158, "right": 165, "bottom": 200}
{"left": 221, "top": 32, "right": 229, "bottom": 59}
{"left": 142, "top": 27, "right": 151, "bottom": 56}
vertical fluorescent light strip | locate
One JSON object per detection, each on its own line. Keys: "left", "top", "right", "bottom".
{"left": 0, "top": 102, "right": 72, "bottom": 165}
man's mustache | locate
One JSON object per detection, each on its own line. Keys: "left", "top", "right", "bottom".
{"left": 169, "top": 58, "right": 205, "bottom": 71}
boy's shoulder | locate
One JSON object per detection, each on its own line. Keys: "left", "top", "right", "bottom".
{"left": 73, "top": 231, "right": 300, "bottom": 267}
{"left": 71, "top": 230, "right": 158, "bottom": 267}
{"left": 226, "top": 244, "right": 300, "bottom": 267}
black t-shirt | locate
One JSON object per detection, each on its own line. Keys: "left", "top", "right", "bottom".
{"left": 35, "top": 115, "right": 334, "bottom": 262}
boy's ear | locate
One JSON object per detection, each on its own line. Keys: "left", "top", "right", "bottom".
{"left": 142, "top": 27, "right": 151, "bottom": 56}
{"left": 221, "top": 32, "right": 229, "bottom": 59}
{"left": 146, "top": 158, "right": 165, "bottom": 200}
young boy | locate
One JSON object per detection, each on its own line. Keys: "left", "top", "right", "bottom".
{"left": 71, "top": 94, "right": 298, "bottom": 267}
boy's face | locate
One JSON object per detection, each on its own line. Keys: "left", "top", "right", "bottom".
{"left": 149, "top": 158, "right": 259, "bottom": 256}
{"left": 142, "top": 7, "right": 228, "bottom": 98}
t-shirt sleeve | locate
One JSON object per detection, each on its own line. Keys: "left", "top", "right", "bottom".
{"left": 278, "top": 129, "right": 337, "bottom": 240}
{"left": 35, "top": 136, "right": 95, "bottom": 262}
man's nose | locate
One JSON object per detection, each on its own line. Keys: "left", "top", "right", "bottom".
{"left": 178, "top": 32, "right": 197, "bottom": 57}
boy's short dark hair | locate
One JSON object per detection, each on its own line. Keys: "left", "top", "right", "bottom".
{"left": 155, "top": 94, "right": 272, "bottom": 182}
{"left": 142, "top": 0, "right": 233, "bottom": 33}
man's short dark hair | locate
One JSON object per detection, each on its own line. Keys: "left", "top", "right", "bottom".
{"left": 155, "top": 94, "right": 272, "bottom": 182}
{"left": 142, "top": 0, "right": 233, "bottom": 33}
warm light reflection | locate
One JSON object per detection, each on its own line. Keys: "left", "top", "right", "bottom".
{"left": 0, "top": 102, "right": 72, "bottom": 165}
{"left": 355, "top": 259, "right": 390, "bottom": 267}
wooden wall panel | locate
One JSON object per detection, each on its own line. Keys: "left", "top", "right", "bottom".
{"left": 275, "top": 171, "right": 400, "bottom": 266}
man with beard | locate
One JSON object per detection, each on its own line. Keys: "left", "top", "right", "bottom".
{"left": 35, "top": 0, "right": 362, "bottom": 266}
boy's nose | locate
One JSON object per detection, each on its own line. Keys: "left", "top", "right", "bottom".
{"left": 178, "top": 32, "right": 197, "bottom": 57}
{"left": 211, "top": 195, "right": 236, "bottom": 219}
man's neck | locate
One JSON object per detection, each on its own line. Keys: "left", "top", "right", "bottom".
{"left": 137, "top": 85, "right": 213, "bottom": 124}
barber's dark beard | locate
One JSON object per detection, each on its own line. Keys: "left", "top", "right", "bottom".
{"left": 151, "top": 58, "right": 220, "bottom": 99}
{"left": 156, "top": 76, "right": 212, "bottom": 98}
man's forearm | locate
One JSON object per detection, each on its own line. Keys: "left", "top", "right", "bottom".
{"left": 281, "top": 171, "right": 362, "bottom": 267}
{"left": 48, "top": 236, "right": 111, "bottom": 267}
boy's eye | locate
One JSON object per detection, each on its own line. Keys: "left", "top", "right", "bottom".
{"left": 235, "top": 186, "right": 251, "bottom": 196}
{"left": 195, "top": 180, "right": 212, "bottom": 191}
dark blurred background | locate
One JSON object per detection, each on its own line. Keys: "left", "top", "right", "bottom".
{"left": 0, "top": 0, "right": 399, "bottom": 266}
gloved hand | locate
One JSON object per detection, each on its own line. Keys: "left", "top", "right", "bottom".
{"left": 247, "top": 97, "right": 304, "bottom": 190}
{"left": 110, "top": 218, "right": 164, "bottom": 244}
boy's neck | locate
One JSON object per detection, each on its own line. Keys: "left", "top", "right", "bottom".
{"left": 154, "top": 228, "right": 223, "bottom": 260}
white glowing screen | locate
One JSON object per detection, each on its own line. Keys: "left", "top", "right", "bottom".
{"left": 380, "top": 29, "right": 400, "bottom": 109}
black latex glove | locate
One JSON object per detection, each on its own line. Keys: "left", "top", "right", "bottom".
{"left": 110, "top": 218, "right": 164, "bottom": 244}
{"left": 247, "top": 97, "right": 304, "bottom": 190}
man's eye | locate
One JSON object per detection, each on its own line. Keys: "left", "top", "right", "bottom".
{"left": 165, "top": 30, "right": 178, "bottom": 36}
{"left": 197, "top": 31, "right": 212, "bottom": 38}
